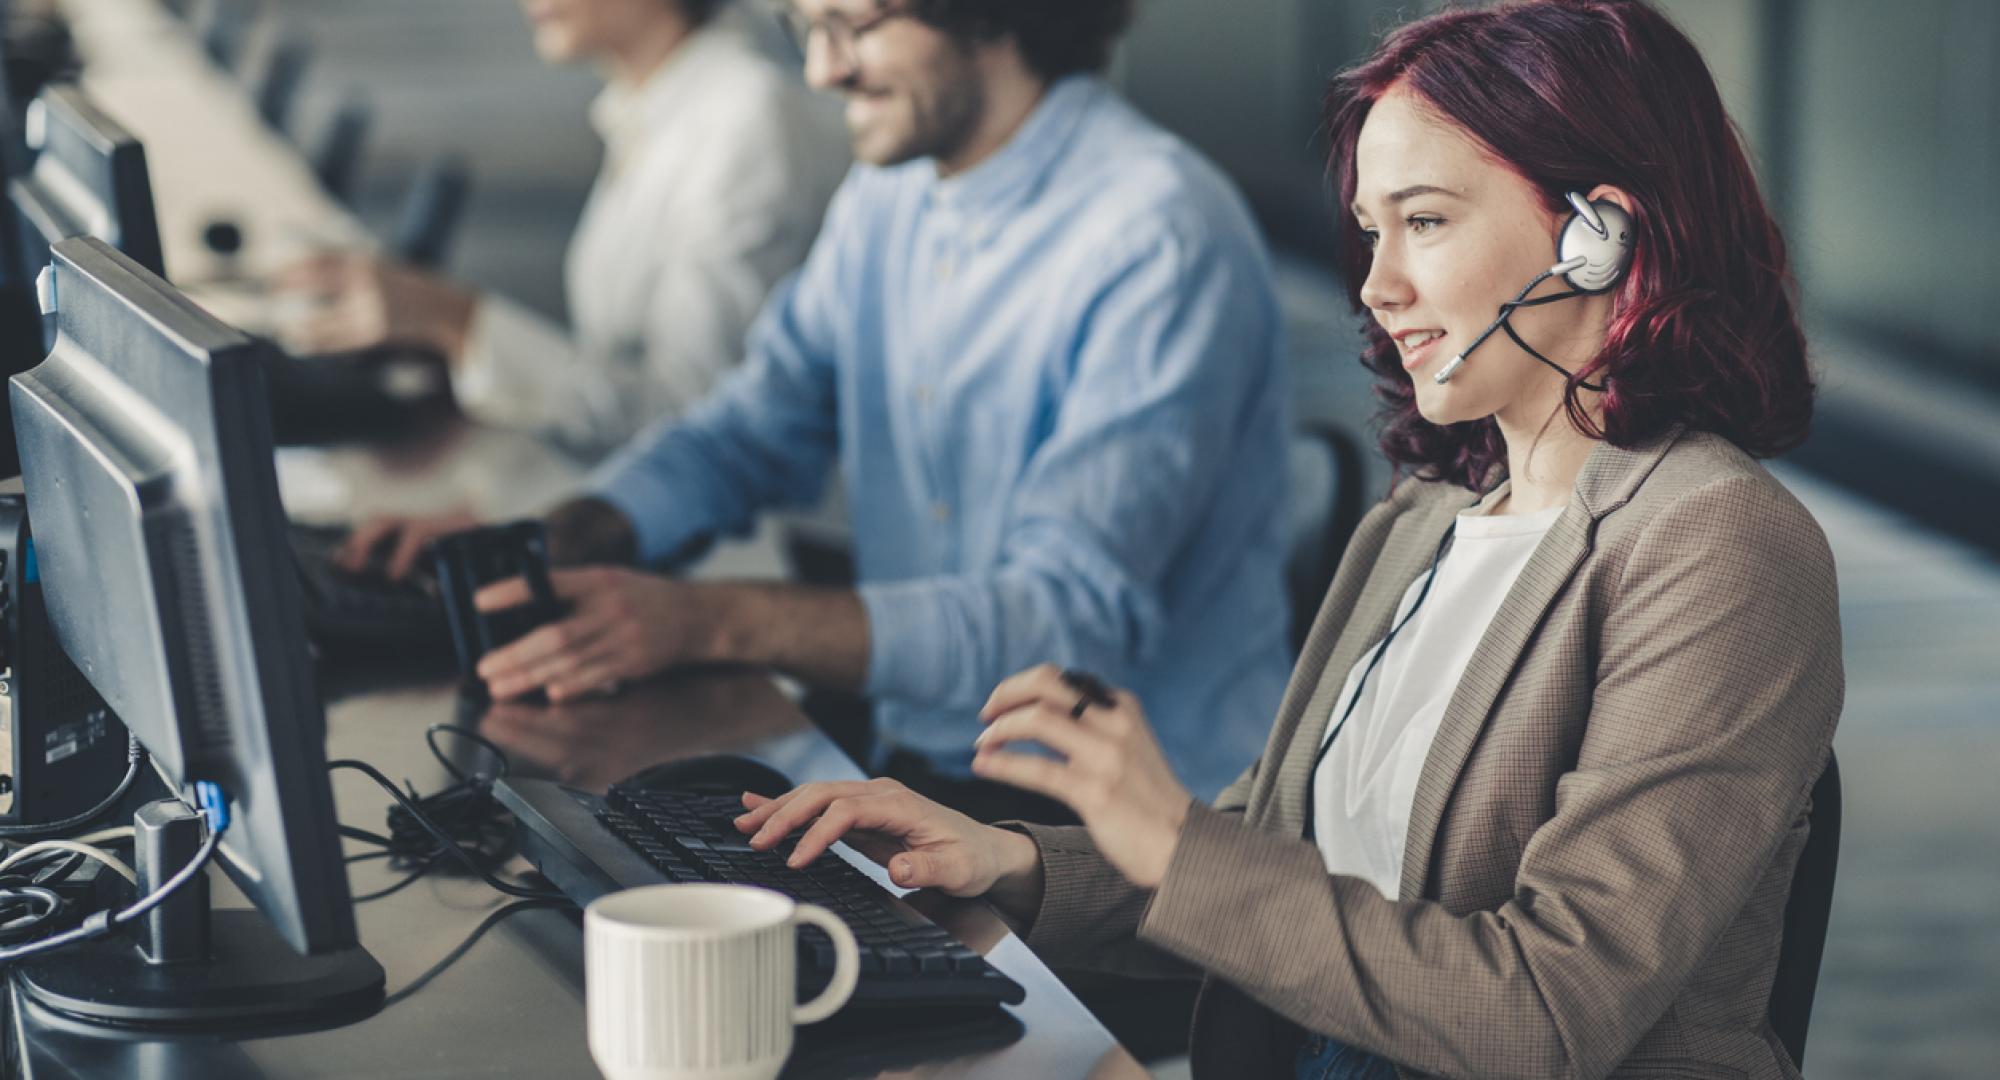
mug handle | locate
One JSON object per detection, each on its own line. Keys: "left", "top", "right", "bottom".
{"left": 792, "top": 903, "right": 860, "bottom": 1025}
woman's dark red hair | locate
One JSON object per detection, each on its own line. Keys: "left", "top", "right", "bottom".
{"left": 1324, "top": 0, "right": 1813, "bottom": 489}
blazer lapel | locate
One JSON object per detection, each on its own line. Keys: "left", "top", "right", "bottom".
{"left": 1395, "top": 507, "right": 1593, "bottom": 900}
{"left": 1396, "top": 429, "right": 1687, "bottom": 900}
{"left": 1259, "top": 496, "right": 1469, "bottom": 835}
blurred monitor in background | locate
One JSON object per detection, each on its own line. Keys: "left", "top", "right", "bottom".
{"left": 1, "top": 81, "right": 161, "bottom": 477}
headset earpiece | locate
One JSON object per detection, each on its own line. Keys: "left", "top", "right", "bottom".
{"left": 1556, "top": 191, "right": 1634, "bottom": 293}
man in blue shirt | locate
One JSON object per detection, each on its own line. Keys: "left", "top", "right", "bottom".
{"left": 346, "top": 0, "right": 1291, "bottom": 808}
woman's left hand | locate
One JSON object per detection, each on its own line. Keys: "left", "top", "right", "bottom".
{"left": 972, "top": 664, "right": 1194, "bottom": 888}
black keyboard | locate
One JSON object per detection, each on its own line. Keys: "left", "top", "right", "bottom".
{"left": 290, "top": 523, "right": 449, "bottom": 648}
{"left": 601, "top": 785, "right": 1024, "bottom": 1006}
{"left": 495, "top": 775, "right": 1025, "bottom": 1009}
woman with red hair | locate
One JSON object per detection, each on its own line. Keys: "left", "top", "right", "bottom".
{"left": 736, "top": 2, "right": 1842, "bottom": 1076}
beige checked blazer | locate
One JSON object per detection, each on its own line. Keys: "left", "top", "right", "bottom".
{"left": 1011, "top": 427, "right": 1844, "bottom": 1079}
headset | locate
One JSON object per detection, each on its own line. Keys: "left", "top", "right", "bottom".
{"left": 1431, "top": 191, "right": 1634, "bottom": 390}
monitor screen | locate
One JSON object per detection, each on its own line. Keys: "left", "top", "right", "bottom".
{"left": 9, "top": 236, "right": 354, "bottom": 955}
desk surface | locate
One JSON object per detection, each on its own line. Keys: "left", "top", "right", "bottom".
{"left": 11, "top": 298, "right": 1141, "bottom": 1080}
{"left": 16, "top": 668, "right": 1144, "bottom": 1079}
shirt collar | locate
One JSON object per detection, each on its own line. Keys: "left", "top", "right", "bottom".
{"left": 927, "top": 75, "right": 1100, "bottom": 217}
{"left": 588, "top": 7, "right": 754, "bottom": 158}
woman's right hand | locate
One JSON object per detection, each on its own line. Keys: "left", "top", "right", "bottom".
{"left": 335, "top": 510, "right": 481, "bottom": 581}
{"left": 735, "top": 779, "right": 1045, "bottom": 916}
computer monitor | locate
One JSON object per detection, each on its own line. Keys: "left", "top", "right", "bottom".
{"left": 6, "top": 236, "right": 380, "bottom": 1032}
{"left": 9, "top": 82, "right": 162, "bottom": 277}
{"left": 1, "top": 82, "right": 161, "bottom": 477}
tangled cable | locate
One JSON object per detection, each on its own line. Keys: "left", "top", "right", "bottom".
{"left": 331, "top": 724, "right": 564, "bottom": 904}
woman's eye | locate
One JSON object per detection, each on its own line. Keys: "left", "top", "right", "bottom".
{"left": 1359, "top": 228, "right": 1380, "bottom": 250}
{"left": 1408, "top": 215, "right": 1444, "bottom": 235}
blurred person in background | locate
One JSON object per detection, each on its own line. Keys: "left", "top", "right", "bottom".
{"left": 341, "top": 0, "right": 1294, "bottom": 824}
{"left": 275, "top": 0, "right": 849, "bottom": 459}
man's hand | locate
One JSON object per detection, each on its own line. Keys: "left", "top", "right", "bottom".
{"left": 336, "top": 510, "right": 481, "bottom": 581}
{"left": 473, "top": 568, "right": 717, "bottom": 702}
{"left": 970, "top": 664, "right": 1194, "bottom": 888}
{"left": 543, "top": 496, "right": 640, "bottom": 567}
{"left": 273, "top": 253, "right": 476, "bottom": 360}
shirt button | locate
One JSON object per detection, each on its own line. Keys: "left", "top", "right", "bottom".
{"left": 937, "top": 256, "right": 957, "bottom": 281}
{"left": 931, "top": 502, "right": 952, "bottom": 523}
{"left": 914, "top": 385, "right": 933, "bottom": 405}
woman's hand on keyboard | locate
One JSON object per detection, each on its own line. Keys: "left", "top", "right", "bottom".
{"left": 734, "top": 779, "right": 1045, "bottom": 917}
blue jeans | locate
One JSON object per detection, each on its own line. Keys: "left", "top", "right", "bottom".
{"left": 1295, "top": 1033, "right": 1400, "bottom": 1080}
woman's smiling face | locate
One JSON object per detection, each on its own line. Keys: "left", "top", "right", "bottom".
{"left": 1351, "top": 86, "right": 1615, "bottom": 429}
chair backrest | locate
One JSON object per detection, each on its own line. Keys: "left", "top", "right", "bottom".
{"left": 1284, "top": 422, "right": 1368, "bottom": 653}
{"left": 1767, "top": 751, "right": 1841, "bottom": 1068}
{"left": 193, "top": 0, "right": 255, "bottom": 72}
{"left": 390, "top": 154, "right": 472, "bottom": 269}
{"left": 310, "top": 93, "right": 371, "bottom": 205}
{"left": 251, "top": 29, "right": 311, "bottom": 134}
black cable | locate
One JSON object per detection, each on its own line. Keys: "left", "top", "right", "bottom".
{"left": 0, "top": 823, "right": 223, "bottom": 964}
{"left": 1491, "top": 271, "right": 1605, "bottom": 391}
{"left": 340, "top": 825, "right": 396, "bottom": 849}
{"left": 425, "top": 723, "right": 510, "bottom": 785}
{"left": 380, "top": 899, "right": 566, "bottom": 1009}
{"left": 351, "top": 859, "right": 438, "bottom": 904}
{"left": 328, "top": 758, "right": 563, "bottom": 902}
{"left": 360, "top": 725, "right": 514, "bottom": 870}
{"left": 0, "top": 886, "right": 62, "bottom": 942}
{"left": 1303, "top": 521, "right": 1458, "bottom": 839}
{"left": 0, "top": 735, "right": 146, "bottom": 839}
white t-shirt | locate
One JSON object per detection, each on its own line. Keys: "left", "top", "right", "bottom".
{"left": 455, "top": 5, "right": 850, "bottom": 460}
{"left": 1310, "top": 489, "right": 1565, "bottom": 899}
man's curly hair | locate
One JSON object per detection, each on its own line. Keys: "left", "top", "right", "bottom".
{"left": 684, "top": 0, "right": 727, "bottom": 24}
{"left": 906, "top": 0, "right": 1135, "bottom": 80}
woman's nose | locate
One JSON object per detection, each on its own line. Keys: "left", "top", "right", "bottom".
{"left": 1359, "top": 245, "right": 1413, "bottom": 313}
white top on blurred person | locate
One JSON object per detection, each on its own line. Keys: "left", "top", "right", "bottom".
{"left": 274, "top": 0, "right": 849, "bottom": 459}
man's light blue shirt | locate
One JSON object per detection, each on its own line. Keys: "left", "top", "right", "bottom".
{"left": 591, "top": 77, "right": 1291, "bottom": 800}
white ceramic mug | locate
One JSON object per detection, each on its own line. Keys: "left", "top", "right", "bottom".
{"left": 585, "top": 884, "right": 860, "bottom": 1080}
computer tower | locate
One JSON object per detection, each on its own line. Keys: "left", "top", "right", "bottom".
{"left": 0, "top": 478, "right": 128, "bottom": 827}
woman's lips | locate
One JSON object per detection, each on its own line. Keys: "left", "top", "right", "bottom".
{"left": 1398, "top": 332, "right": 1445, "bottom": 372}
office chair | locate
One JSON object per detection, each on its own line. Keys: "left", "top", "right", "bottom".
{"left": 251, "top": 27, "right": 310, "bottom": 134}
{"left": 1768, "top": 751, "right": 1841, "bottom": 1068}
{"left": 192, "top": 0, "right": 255, "bottom": 73}
{"left": 1285, "top": 422, "right": 1368, "bottom": 653}
{"left": 389, "top": 154, "right": 472, "bottom": 269}
{"left": 310, "top": 93, "right": 370, "bottom": 205}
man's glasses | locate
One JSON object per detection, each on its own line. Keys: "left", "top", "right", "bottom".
{"left": 774, "top": 3, "right": 910, "bottom": 61}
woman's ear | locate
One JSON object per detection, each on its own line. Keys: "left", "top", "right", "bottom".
{"left": 1584, "top": 184, "right": 1638, "bottom": 219}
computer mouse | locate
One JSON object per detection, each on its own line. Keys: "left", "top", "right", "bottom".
{"left": 619, "top": 753, "right": 794, "bottom": 799}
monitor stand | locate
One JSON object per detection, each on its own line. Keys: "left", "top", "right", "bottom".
{"left": 10, "top": 798, "right": 383, "bottom": 1037}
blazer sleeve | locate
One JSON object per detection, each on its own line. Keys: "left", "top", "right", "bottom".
{"left": 1129, "top": 475, "right": 1844, "bottom": 1079}
{"left": 998, "top": 756, "right": 1254, "bottom": 980}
